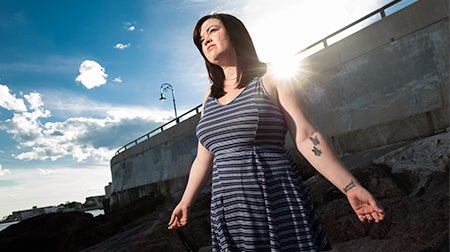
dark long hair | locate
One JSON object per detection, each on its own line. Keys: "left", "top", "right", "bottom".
{"left": 193, "top": 13, "right": 267, "bottom": 98}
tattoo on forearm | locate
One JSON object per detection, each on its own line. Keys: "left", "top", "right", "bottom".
{"left": 309, "top": 135, "right": 322, "bottom": 156}
{"left": 344, "top": 180, "right": 356, "bottom": 193}
{"left": 312, "top": 146, "right": 322, "bottom": 156}
{"left": 309, "top": 135, "right": 320, "bottom": 145}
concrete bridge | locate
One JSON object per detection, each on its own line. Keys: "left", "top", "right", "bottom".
{"left": 108, "top": 0, "right": 449, "bottom": 212}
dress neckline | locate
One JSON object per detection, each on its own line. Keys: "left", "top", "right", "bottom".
{"left": 214, "top": 82, "right": 250, "bottom": 106}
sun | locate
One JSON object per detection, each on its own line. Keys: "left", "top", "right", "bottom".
{"left": 267, "top": 54, "right": 302, "bottom": 80}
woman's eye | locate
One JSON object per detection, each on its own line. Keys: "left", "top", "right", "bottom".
{"left": 208, "top": 26, "right": 218, "bottom": 34}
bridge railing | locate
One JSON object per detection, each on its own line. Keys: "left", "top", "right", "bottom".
{"left": 115, "top": 104, "right": 202, "bottom": 155}
{"left": 114, "top": 0, "right": 411, "bottom": 156}
{"left": 298, "top": 0, "right": 408, "bottom": 57}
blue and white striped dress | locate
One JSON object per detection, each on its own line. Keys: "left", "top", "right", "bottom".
{"left": 196, "top": 77, "right": 331, "bottom": 251}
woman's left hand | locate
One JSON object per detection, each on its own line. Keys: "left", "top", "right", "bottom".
{"left": 346, "top": 186, "right": 385, "bottom": 223}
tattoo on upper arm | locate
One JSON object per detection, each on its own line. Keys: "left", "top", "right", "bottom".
{"left": 344, "top": 180, "right": 356, "bottom": 193}
{"left": 309, "top": 135, "right": 322, "bottom": 156}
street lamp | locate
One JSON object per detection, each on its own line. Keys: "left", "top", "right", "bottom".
{"left": 159, "top": 82, "right": 178, "bottom": 120}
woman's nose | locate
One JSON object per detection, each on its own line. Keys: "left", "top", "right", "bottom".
{"left": 203, "top": 36, "right": 212, "bottom": 46}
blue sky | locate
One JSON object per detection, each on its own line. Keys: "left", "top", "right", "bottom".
{"left": 0, "top": 0, "right": 415, "bottom": 219}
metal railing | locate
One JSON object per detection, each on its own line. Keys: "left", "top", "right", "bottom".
{"left": 115, "top": 104, "right": 202, "bottom": 155}
{"left": 298, "top": 0, "right": 406, "bottom": 56}
{"left": 114, "top": 0, "right": 410, "bottom": 156}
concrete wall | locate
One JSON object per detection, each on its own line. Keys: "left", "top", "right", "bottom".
{"left": 109, "top": 114, "right": 200, "bottom": 211}
{"left": 289, "top": 0, "right": 449, "bottom": 155}
{"left": 109, "top": 0, "right": 449, "bottom": 211}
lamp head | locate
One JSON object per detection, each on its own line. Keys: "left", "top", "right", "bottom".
{"left": 159, "top": 93, "right": 166, "bottom": 100}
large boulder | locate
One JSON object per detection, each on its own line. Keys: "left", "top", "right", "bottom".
{"left": 0, "top": 211, "right": 95, "bottom": 252}
{"left": 312, "top": 132, "right": 449, "bottom": 251}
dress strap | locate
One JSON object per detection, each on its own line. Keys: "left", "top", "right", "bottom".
{"left": 255, "top": 76, "right": 270, "bottom": 97}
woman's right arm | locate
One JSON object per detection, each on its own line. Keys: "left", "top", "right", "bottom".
{"left": 168, "top": 87, "right": 214, "bottom": 230}
{"left": 168, "top": 142, "right": 213, "bottom": 229}
{"left": 179, "top": 143, "right": 214, "bottom": 206}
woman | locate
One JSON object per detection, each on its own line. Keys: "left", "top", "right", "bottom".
{"left": 168, "top": 13, "right": 384, "bottom": 251}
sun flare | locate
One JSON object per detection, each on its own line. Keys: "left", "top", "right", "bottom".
{"left": 267, "top": 54, "right": 302, "bottom": 80}
{"left": 245, "top": 0, "right": 387, "bottom": 80}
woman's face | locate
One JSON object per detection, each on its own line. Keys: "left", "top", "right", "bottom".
{"left": 199, "top": 18, "right": 235, "bottom": 65}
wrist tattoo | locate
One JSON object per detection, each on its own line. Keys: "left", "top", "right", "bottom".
{"left": 309, "top": 135, "right": 322, "bottom": 156}
{"left": 344, "top": 180, "right": 356, "bottom": 193}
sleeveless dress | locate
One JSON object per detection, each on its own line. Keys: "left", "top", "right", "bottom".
{"left": 196, "top": 77, "right": 331, "bottom": 251}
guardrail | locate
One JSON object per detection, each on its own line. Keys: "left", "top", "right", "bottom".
{"left": 115, "top": 104, "right": 202, "bottom": 155}
{"left": 298, "top": 0, "right": 407, "bottom": 56}
{"left": 114, "top": 0, "right": 410, "bottom": 156}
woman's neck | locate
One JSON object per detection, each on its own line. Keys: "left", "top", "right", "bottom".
{"left": 222, "top": 65, "right": 239, "bottom": 88}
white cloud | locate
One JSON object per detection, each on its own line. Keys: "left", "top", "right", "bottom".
{"left": 1, "top": 92, "right": 50, "bottom": 145}
{"left": 0, "top": 165, "right": 11, "bottom": 176}
{"left": 113, "top": 77, "right": 123, "bottom": 83}
{"left": 0, "top": 85, "right": 173, "bottom": 163}
{"left": 123, "top": 22, "right": 136, "bottom": 31}
{"left": 75, "top": 60, "right": 108, "bottom": 89}
{"left": 11, "top": 114, "right": 116, "bottom": 162}
{"left": 38, "top": 168, "right": 56, "bottom": 176}
{"left": 24, "top": 92, "right": 45, "bottom": 111}
{"left": 114, "top": 43, "right": 131, "bottom": 49}
{"left": 0, "top": 84, "right": 27, "bottom": 112}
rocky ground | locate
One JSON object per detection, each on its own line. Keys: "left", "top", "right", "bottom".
{"left": 0, "top": 132, "right": 448, "bottom": 252}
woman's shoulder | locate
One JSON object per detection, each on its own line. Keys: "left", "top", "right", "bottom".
{"left": 261, "top": 71, "right": 308, "bottom": 106}
{"left": 199, "top": 86, "right": 212, "bottom": 117}
{"left": 200, "top": 86, "right": 212, "bottom": 105}
{"left": 260, "top": 73, "right": 280, "bottom": 104}
{"left": 261, "top": 73, "right": 276, "bottom": 90}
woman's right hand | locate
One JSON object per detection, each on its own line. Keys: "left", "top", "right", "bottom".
{"left": 168, "top": 203, "right": 190, "bottom": 229}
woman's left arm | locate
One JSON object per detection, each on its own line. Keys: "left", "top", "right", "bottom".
{"left": 262, "top": 74, "right": 385, "bottom": 222}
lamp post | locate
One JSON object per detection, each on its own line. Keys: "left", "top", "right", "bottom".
{"left": 159, "top": 82, "right": 178, "bottom": 120}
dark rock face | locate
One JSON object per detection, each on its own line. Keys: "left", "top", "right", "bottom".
{"left": 0, "top": 211, "right": 96, "bottom": 252}
{"left": 0, "top": 194, "right": 165, "bottom": 252}
{"left": 0, "top": 133, "right": 448, "bottom": 252}
{"left": 319, "top": 171, "right": 449, "bottom": 251}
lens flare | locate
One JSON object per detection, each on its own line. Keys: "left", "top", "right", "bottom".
{"left": 267, "top": 54, "right": 301, "bottom": 80}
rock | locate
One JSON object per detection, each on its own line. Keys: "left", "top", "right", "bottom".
{"left": 320, "top": 171, "right": 449, "bottom": 251}
{"left": 80, "top": 191, "right": 212, "bottom": 252}
{"left": 374, "top": 132, "right": 449, "bottom": 196}
{"left": 304, "top": 163, "right": 406, "bottom": 207}
{"left": 0, "top": 194, "right": 168, "bottom": 252}
{"left": 314, "top": 132, "right": 450, "bottom": 251}
{"left": 0, "top": 211, "right": 94, "bottom": 252}
{"left": 80, "top": 207, "right": 189, "bottom": 252}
